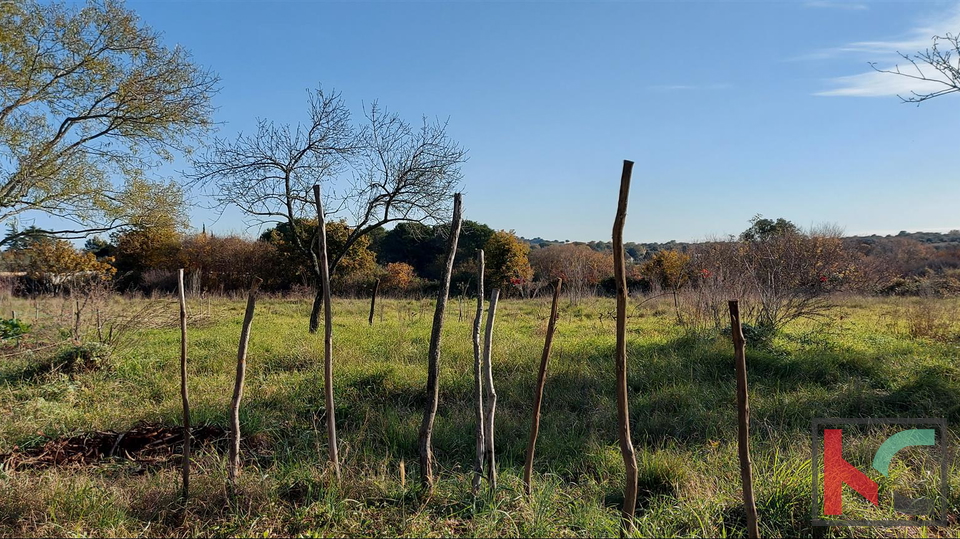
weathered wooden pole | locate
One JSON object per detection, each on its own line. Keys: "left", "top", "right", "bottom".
{"left": 729, "top": 299, "right": 759, "bottom": 539}
{"left": 612, "top": 160, "right": 638, "bottom": 535}
{"left": 418, "top": 193, "right": 463, "bottom": 491}
{"left": 471, "top": 250, "right": 486, "bottom": 495}
{"left": 177, "top": 268, "right": 192, "bottom": 501}
{"left": 228, "top": 276, "right": 263, "bottom": 492}
{"left": 313, "top": 184, "right": 340, "bottom": 480}
{"left": 523, "top": 278, "right": 563, "bottom": 495}
{"left": 482, "top": 288, "right": 500, "bottom": 489}
{"left": 369, "top": 279, "right": 380, "bottom": 326}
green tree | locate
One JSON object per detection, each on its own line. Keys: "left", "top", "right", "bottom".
{"left": 484, "top": 230, "right": 533, "bottom": 294}
{"left": 260, "top": 219, "right": 378, "bottom": 290}
{"left": 739, "top": 215, "right": 800, "bottom": 242}
{"left": 0, "top": 0, "right": 218, "bottom": 247}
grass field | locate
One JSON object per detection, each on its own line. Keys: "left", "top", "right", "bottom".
{"left": 0, "top": 293, "right": 958, "bottom": 537}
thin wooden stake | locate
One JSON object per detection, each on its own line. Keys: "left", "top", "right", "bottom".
{"left": 313, "top": 184, "right": 340, "bottom": 480}
{"left": 729, "top": 299, "right": 760, "bottom": 539}
{"left": 369, "top": 279, "right": 380, "bottom": 326}
{"left": 613, "top": 160, "right": 638, "bottom": 535}
{"left": 228, "top": 276, "right": 263, "bottom": 492}
{"left": 482, "top": 288, "right": 500, "bottom": 489}
{"left": 471, "top": 250, "right": 486, "bottom": 495}
{"left": 177, "top": 268, "right": 192, "bottom": 501}
{"left": 418, "top": 193, "right": 463, "bottom": 491}
{"left": 523, "top": 278, "right": 562, "bottom": 495}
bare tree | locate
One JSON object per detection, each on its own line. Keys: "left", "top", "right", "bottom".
{"left": 192, "top": 88, "right": 354, "bottom": 332}
{"left": 873, "top": 33, "right": 960, "bottom": 104}
{"left": 193, "top": 90, "right": 466, "bottom": 332}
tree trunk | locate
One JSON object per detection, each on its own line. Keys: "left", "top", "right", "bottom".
{"left": 612, "top": 160, "right": 638, "bottom": 535}
{"left": 309, "top": 287, "right": 322, "bottom": 334}
{"left": 418, "top": 193, "right": 463, "bottom": 491}
{"left": 471, "top": 250, "right": 486, "bottom": 495}
{"left": 228, "top": 276, "right": 263, "bottom": 493}
{"left": 369, "top": 279, "right": 380, "bottom": 326}
{"left": 481, "top": 288, "right": 500, "bottom": 489}
{"left": 177, "top": 268, "right": 192, "bottom": 502}
{"left": 523, "top": 278, "right": 562, "bottom": 495}
{"left": 729, "top": 300, "right": 759, "bottom": 539}
{"left": 313, "top": 185, "right": 340, "bottom": 480}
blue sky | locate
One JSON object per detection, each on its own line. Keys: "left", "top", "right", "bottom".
{"left": 77, "top": 0, "right": 960, "bottom": 242}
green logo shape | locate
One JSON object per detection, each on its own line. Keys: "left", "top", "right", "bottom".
{"left": 872, "top": 429, "right": 936, "bottom": 477}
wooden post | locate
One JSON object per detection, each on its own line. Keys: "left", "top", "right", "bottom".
{"left": 177, "top": 268, "right": 192, "bottom": 501}
{"left": 313, "top": 184, "right": 340, "bottom": 480}
{"left": 523, "top": 278, "right": 562, "bottom": 495}
{"left": 471, "top": 250, "right": 486, "bottom": 495}
{"left": 729, "top": 300, "right": 759, "bottom": 539}
{"left": 612, "top": 160, "right": 638, "bottom": 535}
{"left": 482, "top": 288, "right": 500, "bottom": 489}
{"left": 418, "top": 193, "right": 463, "bottom": 491}
{"left": 369, "top": 279, "right": 380, "bottom": 326}
{"left": 228, "top": 276, "right": 263, "bottom": 492}
{"left": 73, "top": 298, "right": 81, "bottom": 342}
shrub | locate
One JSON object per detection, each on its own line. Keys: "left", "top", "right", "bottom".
{"left": 0, "top": 317, "right": 30, "bottom": 340}
{"left": 55, "top": 343, "right": 112, "bottom": 373}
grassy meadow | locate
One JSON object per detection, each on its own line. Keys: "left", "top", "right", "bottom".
{"left": 0, "top": 292, "right": 959, "bottom": 537}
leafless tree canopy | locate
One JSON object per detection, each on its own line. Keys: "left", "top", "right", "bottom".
{"left": 873, "top": 33, "right": 960, "bottom": 104}
{"left": 192, "top": 88, "right": 466, "bottom": 274}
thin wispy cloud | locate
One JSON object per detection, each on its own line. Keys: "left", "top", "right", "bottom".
{"left": 804, "top": 1, "right": 868, "bottom": 11}
{"left": 815, "top": 3, "right": 960, "bottom": 97}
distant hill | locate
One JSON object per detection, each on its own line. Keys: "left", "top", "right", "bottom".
{"left": 520, "top": 230, "right": 960, "bottom": 260}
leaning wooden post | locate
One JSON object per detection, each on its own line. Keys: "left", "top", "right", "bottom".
{"left": 369, "top": 279, "right": 380, "bottom": 326}
{"left": 471, "top": 250, "right": 486, "bottom": 495}
{"left": 228, "top": 276, "right": 263, "bottom": 492}
{"left": 729, "top": 300, "right": 759, "bottom": 539}
{"left": 481, "top": 288, "right": 500, "bottom": 489}
{"left": 523, "top": 277, "right": 562, "bottom": 495}
{"left": 313, "top": 184, "right": 340, "bottom": 480}
{"left": 177, "top": 268, "right": 192, "bottom": 501}
{"left": 612, "top": 160, "right": 638, "bottom": 535}
{"left": 418, "top": 193, "right": 463, "bottom": 491}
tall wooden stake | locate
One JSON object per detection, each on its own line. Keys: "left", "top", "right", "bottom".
{"left": 369, "top": 279, "right": 380, "bottom": 326}
{"left": 228, "top": 276, "right": 263, "bottom": 492}
{"left": 418, "top": 193, "right": 463, "bottom": 491}
{"left": 177, "top": 268, "right": 192, "bottom": 501}
{"left": 313, "top": 184, "right": 340, "bottom": 480}
{"left": 613, "top": 160, "right": 638, "bottom": 535}
{"left": 481, "top": 288, "right": 500, "bottom": 489}
{"left": 729, "top": 300, "right": 759, "bottom": 539}
{"left": 523, "top": 278, "right": 562, "bottom": 495}
{"left": 471, "top": 250, "right": 486, "bottom": 495}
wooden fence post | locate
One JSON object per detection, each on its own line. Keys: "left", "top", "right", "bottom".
{"left": 177, "top": 268, "right": 192, "bottom": 502}
{"left": 418, "top": 193, "right": 463, "bottom": 491}
{"left": 482, "top": 288, "right": 500, "bottom": 489}
{"left": 369, "top": 279, "right": 380, "bottom": 326}
{"left": 729, "top": 299, "right": 760, "bottom": 539}
{"left": 228, "top": 276, "right": 263, "bottom": 493}
{"left": 471, "top": 250, "right": 486, "bottom": 495}
{"left": 612, "top": 160, "right": 638, "bottom": 535}
{"left": 523, "top": 278, "right": 562, "bottom": 495}
{"left": 313, "top": 184, "right": 340, "bottom": 480}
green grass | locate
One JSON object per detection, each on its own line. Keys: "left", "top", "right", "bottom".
{"left": 0, "top": 293, "right": 959, "bottom": 537}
